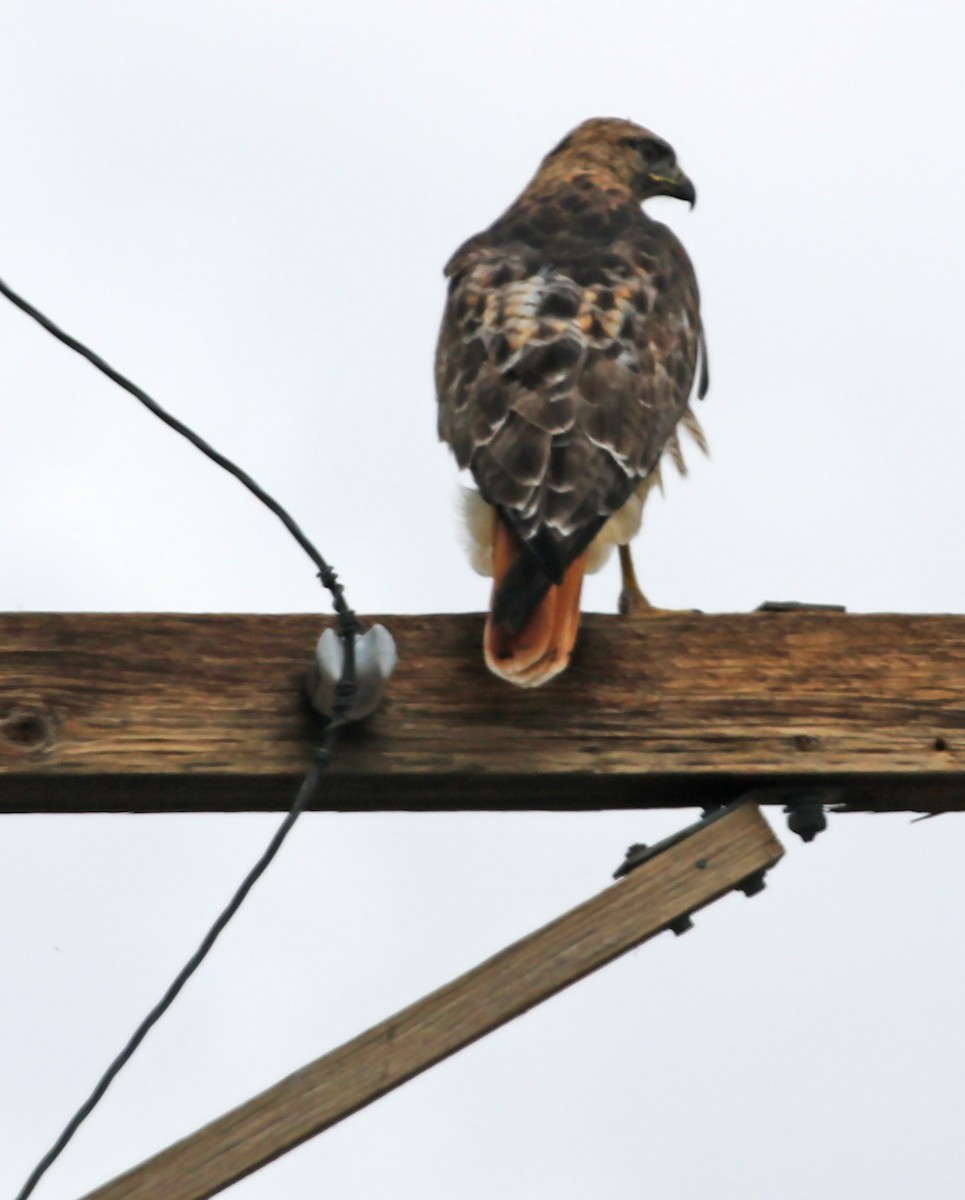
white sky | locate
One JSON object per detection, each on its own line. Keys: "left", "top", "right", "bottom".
{"left": 2, "top": 2, "right": 964, "bottom": 1197}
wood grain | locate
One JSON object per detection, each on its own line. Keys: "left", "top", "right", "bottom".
{"left": 1, "top": 611, "right": 964, "bottom": 813}
{"left": 78, "top": 802, "right": 783, "bottom": 1200}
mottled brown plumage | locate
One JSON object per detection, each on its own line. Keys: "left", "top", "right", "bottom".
{"left": 436, "top": 118, "right": 708, "bottom": 685}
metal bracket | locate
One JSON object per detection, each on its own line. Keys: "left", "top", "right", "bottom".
{"left": 613, "top": 797, "right": 774, "bottom": 937}
{"left": 613, "top": 785, "right": 838, "bottom": 936}
{"left": 755, "top": 600, "right": 847, "bottom": 613}
{"left": 614, "top": 797, "right": 757, "bottom": 880}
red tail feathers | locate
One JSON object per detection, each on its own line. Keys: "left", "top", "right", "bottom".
{"left": 484, "top": 518, "right": 587, "bottom": 687}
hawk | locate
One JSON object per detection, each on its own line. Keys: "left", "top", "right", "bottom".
{"left": 435, "top": 118, "right": 707, "bottom": 687}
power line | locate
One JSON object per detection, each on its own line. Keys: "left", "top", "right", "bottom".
{"left": 2, "top": 273, "right": 359, "bottom": 1200}
{"left": 0, "top": 273, "right": 358, "bottom": 629}
{"left": 14, "top": 751, "right": 344, "bottom": 1200}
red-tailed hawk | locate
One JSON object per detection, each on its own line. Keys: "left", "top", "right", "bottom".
{"left": 436, "top": 118, "right": 707, "bottom": 687}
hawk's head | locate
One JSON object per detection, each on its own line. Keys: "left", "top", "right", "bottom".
{"left": 540, "top": 117, "right": 696, "bottom": 208}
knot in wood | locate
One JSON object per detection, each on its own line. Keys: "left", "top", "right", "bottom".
{"left": 2, "top": 708, "right": 53, "bottom": 751}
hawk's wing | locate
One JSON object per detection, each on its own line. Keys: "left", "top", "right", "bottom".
{"left": 435, "top": 220, "right": 704, "bottom": 585}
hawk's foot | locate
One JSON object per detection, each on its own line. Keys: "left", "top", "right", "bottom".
{"left": 618, "top": 585, "right": 696, "bottom": 617}
{"left": 618, "top": 581, "right": 656, "bottom": 616}
{"left": 617, "top": 548, "right": 700, "bottom": 616}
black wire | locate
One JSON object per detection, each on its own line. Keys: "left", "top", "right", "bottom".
{"left": 3, "top": 272, "right": 360, "bottom": 1199}
{"left": 0, "top": 273, "right": 359, "bottom": 630}
{"left": 13, "top": 745, "right": 346, "bottom": 1200}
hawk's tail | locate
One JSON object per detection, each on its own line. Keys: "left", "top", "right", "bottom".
{"left": 484, "top": 518, "right": 587, "bottom": 688}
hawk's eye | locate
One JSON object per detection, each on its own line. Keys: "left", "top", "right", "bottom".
{"left": 626, "top": 136, "right": 674, "bottom": 167}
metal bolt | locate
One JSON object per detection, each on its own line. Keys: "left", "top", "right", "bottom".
{"left": 785, "top": 799, "right": 827, "bottom": 843}
{"left": 612, "top": 843, "right": 650, "bottom": 880}
{"left": 738, "top": 870, "right": 767, "bottom": 897}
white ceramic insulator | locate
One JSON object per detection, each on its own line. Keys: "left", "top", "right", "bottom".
{"left": 306, "top": 624, "right": 397, "bottom": 721}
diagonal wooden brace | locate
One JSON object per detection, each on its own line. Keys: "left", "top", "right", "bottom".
{"left": 79, "top": 802, "right": 783, "bottom": 1200}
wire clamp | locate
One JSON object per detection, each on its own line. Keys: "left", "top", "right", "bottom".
{"left": 307, "top": 624, "right": 398, "bottom": 721}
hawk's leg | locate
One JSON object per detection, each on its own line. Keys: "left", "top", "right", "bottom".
{"left": 618, "top": 544, "right": 654, "bottom": 615}
{"left": 618, "top": 543, "right": 699, "bottom": 616}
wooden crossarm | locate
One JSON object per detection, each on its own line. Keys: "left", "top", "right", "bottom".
{"left": 2, "top": 611, "right": 964, "bottom": 813}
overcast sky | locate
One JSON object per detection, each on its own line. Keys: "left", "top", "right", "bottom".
{"left": 2, "top": 2, "right": 965, "bottom": 1197}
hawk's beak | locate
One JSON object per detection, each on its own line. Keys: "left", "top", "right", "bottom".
{"left": 648, "top": 165, "right": 696, "bottom": 208}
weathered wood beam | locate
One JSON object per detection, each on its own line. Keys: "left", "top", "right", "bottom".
{"left": 78, "top": 802, "right": 783, "bottom": 1200}
{"left": 1, "top": 611, "right": 963, "bottom": 814}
